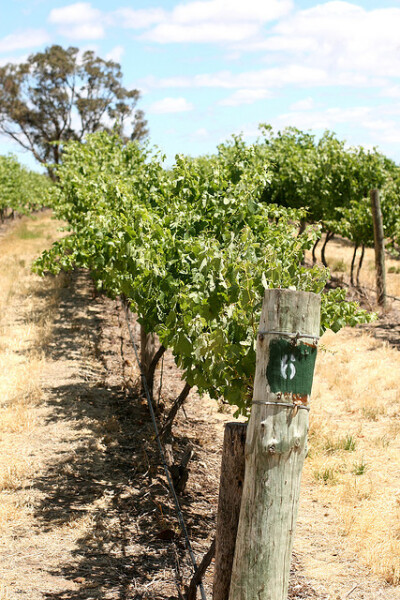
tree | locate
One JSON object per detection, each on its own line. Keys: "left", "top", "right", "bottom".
{"left": 0, "top": 45, "right": 148, "bottom": 178}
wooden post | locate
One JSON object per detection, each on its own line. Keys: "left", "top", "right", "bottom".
{"left": 140, "top": 324, "right": 155, "bottom": 392}
{"left": 370, "top": 189, "right": 386, "bottom": 308}
{"left": 229, "top": 289, "right": 320, "bottom": 600}
{"left": 213, "top": 422, "right": 247, "bottom": 600}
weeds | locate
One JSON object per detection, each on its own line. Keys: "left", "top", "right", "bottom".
{"left": 331, "top": 258, "right": 347, "bottom": 272}
{"left": 309, "top": 318, "right": 400, "bottom": 585}
{"left": 313, "top": 466, "right": 337, "bottom": 483}
{"left": 352, "top": 458, "right": 368, "bottom": 476}
{"left": 323, "top": 434, "right": 356, "bottom": 453}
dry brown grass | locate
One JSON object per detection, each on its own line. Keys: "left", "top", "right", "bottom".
{"left": 303, "top": 235, "right": 400, "bottom": 585}
{"left": 0, "top": 213, "right": 64, "bottom": 529}
{"left": 323, "top": 237, "right": 400, "bottom": 299}
{"left": 308, "top": 327, "right": 400, "bottom": 585}
{"left": 0, "top": 584, "right": 10, "bottom": 600}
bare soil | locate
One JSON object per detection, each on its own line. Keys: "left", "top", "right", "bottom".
{"left": 0, "top": 218, "right": 399, "bottom": 600}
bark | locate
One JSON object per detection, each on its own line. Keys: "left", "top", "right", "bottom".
{"left": 321, "top": 231, "right": 334, "bottom": 268}
{"left": 213, "top": 422, "right": 247, "bottom": 600}
{"left": 356, "top": 244, "right": 365, "bottom": 287}
{"left": 297, "top": 220, "right": 306, "bottom": 236}
{"left": 350, "top": 244, "right": 358, "bottom": 287}
{"left": 370, "top": 189, "right": 387, "bottom": 308}
{"left": 160, "top": 382, "right": 192, "bottom": 440}
{"left": 140, "top": 324, "right": 156, "bottom": 396}
{"left": 229, "top": 289, "right": 321, "bottom": 600}
{"left": 146, "top": 344, "right": 166, "bottom": 399}
{"left": 312, "top": 237, "right": 320, "bottom": 264}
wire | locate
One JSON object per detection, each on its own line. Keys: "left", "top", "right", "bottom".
{"left": 252, "top": 400, "right": 310, "bottom": 411}
{"left": 258, "top": 330, "right": 320, "bottom": 341}
{"left": 123, "top": 303, "right": 207, "bottom": 600}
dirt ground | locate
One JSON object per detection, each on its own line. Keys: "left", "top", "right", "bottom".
{"left": 0, "top": 216, "right": 399, "bottom": 600}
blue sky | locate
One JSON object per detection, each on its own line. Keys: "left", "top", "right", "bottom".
{"left": 1, "top": 0, "right": 400, "bottom": 170}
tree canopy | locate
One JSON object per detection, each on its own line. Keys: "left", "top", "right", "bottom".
{"left": 0, "top": 45, "right": 148, "bottom": 178}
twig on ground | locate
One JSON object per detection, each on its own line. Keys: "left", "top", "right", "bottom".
{"left": 344, "top": 584, "right": 360, "bottom": 598}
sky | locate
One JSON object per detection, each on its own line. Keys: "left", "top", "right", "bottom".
{"left": 1, "top": 0, "right": 400, "bottom": 170}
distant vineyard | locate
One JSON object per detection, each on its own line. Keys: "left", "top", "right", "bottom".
{"left": 34, "top": 130, "right": 375, "bottom": 417}
{"left": 260, "top": 125, "right": 400, "bottom": 282}
{"left": 0, "top": 154, "right": 50, "bottom": 221}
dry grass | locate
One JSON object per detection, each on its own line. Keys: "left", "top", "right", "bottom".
{"left": 322, "top": 236, "right": 400, "bottom": 299}
{"left": 0, "top": 214, "right": 64, "bottom": 529}
{"left": 304, "top": 235, "right": 400, "bottom": 585}
{"left": 0, "top": 584, "right": 10, "bottom": 600}
{"left": 308, "top": 327, "right": 400, "bottom": 585}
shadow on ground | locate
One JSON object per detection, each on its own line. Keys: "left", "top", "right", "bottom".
{"left": 27, "top": 270, "right": 214, "bottom": 600}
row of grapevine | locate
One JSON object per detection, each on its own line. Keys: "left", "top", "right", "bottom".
{"left": 0, "top": 154, "right": 50, "bottom": 221}
{"left": 34, "top": 131, "right": 373, "bottom": 417}
{"left": 259, "top": 125, "right": 400, "bottom": 282}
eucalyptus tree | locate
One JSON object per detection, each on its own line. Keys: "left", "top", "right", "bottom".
{"left": 0, "top": 45, "right": 147, "bottom": 179}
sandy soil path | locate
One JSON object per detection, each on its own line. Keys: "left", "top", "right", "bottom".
{"left": 0, "top": 215, "right": 399, "bottom": 600}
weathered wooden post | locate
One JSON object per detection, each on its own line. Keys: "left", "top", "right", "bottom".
{"left": 370, "top": 189, "right": 386, "bottom": 309}
{"left": 213, "top": 422, "right": 247, "bottom": 600}
{"left": 229, "top": 289, "right": 320, "bottom": 600}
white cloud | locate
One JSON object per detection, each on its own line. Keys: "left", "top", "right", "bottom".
{"left": 47, "top": 1, "right": 293, "bottom": 44}
{"left": 273, "top": 104, "right": 400, "bottom": 149}
{"left": 148, "top": 97, "right": 194, "bottom": 114}
{"left": 363, "top": 119, "right": 397, "bottom": 132}
{"left": 0, "top": 30, "right": 50, "bottom": 53}
{"left": 191, "top": 128, "right": 210, "bottom": 139}
{"left": 143, "top": 22, "right": 258, "bottom": 43}
{"left": 65, "top": 23, "right": 104, "bottom": 40}
{"left": 253, "top": 2, "right": 400, "bottom": 80}
{"left": 141, "top": 65, "right": 328, "bottom": 91}
{"left": 228, "top": 103, "right": 400, "bottom": 158}
{"left": 105, "top": 45, "right": 124, "bottom": 63}
{"left": 220, "top": 89, "right": 273, "bottom": 106}
{"left": 275, "top": 105, "right": 372, "bottom": 130}
{"left": 171, "top": 0, "right": 293, "bottom": 24}
{"left": 112, "top": 8, "right": 167, "bottom": 29}
{"left": 48, "top": 3, "right": 101, "bottom": 25}
{"left": 290, "top": 97, "right": 314, "bottom": 111}
{"left": 140, "top": 0, "right": 293, "bottom": 43}
{"left": 48, "top": 3, "right": 104, "bottom": 40}
{"left": 0, "top": 54, "right": 28, "bottom": 67}
{"left": 381, "top": 85, "right": 400, "bottom": 99}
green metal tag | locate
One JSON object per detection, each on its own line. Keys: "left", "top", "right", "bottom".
{"left": 266, "top": 339, "right": 317, "bottom": 396}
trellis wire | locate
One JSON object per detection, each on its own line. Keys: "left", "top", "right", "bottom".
{"left": 123, "top": 304, "right": 207, "bottom": 600}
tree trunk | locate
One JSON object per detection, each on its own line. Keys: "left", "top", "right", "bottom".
{"left": 356, "top": 244, "right": 365, "bottom": 287}
{"left": 229, "top": 288, "right": 321, "bottom": 600}
{"left": 321, "top": 231, "right": 334, "bottom": 267}
{"left": 213, "top": 422, "right": 247, "bottom": 600}
{"left": 311, "top": 237, "right": 320, "bottom": 264}
{"left": 297, "top": 220, "right": 306, "bottom": 236}
{"left": 160, "top": 382, "right": 191, "bottom": 439}
{"left": 350, "top": 244, "right": 358, "bottom": 286}
{"left": 140, "top": 324, "right": 156, "bottom": 395}
{"left": 146, "top": 344, "right": 166, "bottom": 400}
{"left": 370, "top": 189, "right": 386, "bottom": 308}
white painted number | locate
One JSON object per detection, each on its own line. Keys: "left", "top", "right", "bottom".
{"left": 281, "top": 354, "right": 296, "bottom": 380}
